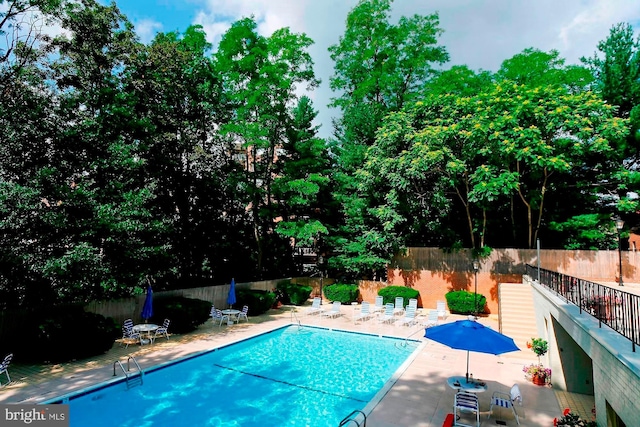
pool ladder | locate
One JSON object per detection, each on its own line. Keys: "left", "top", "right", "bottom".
{"left": 113, "top": 356, "right": 143, "bottom": 388}
{"left": 290, "top": 307, "right": 302, "bottom": 329}
{"left": 338, "top": 409, "right": 366, "bottom": 427}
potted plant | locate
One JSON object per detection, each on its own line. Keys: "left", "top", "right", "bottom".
{"left": 527, "top": 337, "right": 548, "bottom": 362}
{"left": 525, "top": 337, "right": 550, "bottom": 385}
{"left": 523, "top": 363, "right": 551, "bottom": 385}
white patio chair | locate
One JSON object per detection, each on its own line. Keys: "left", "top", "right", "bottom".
{"left": 0, "top": 353, "right": 12, "bottom": 386}
{"left": 304, "top": 297, "right": 323, "bottom": 316}
{"left": 211, "top": 307, "right": 230, "bottom": 326}
{"left": 454, "top": 391, "right": 480, "bottom": 427}
{"left": 437, "top": 300, "right": 447, "bottom": 319}
{"left": 151, "top": 318, "right": 170, "bottom": 343}
{"left": 121, "top": 319, "right": 141, "bottom": 348}
{"left": 320, "top": 301, "right": 342, "bottom": 318}
{"left": 393, "top": 297, "right": 405, "bottom": 315}
{"left": 396, "top": 306, "right": 417, "bottom": 326}
{"left": 371, "top": 296, "right": 385, "bottom": 313}
{"left": 408, "top": 298, "right": 418, "bottom": 310}
{"left": 488, "top": 384, "right": 522, "bottom": 425}
{"left": 353, "top": 302, "right": 373, "bottom": 323}
{"left": 423, "top": 310, "right": 439, "bottom": 328}
{"left": 377, "top": 303, "right": 395, "bottom": 324}
{"left": 237, "top": 305, "right": 249, "bottom": 322}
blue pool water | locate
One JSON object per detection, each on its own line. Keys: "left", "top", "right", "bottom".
{"left": 53, "top": 326, "right": 420, "bottom": 427}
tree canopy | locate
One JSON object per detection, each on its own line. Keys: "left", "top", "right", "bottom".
{"left": 0, "top": 0, "right": 638, "bottom": 304}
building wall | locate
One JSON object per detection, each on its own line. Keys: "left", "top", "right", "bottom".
{"left": 528, "top": 277, "right": 639, "bottom": 426}
{"left": 387, "top": 247, "right": 640, "bottom": 313}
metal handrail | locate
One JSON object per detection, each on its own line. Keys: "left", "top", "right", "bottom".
{"left": 338, "top": 409, "right": 366, "bottom": 427}
{"left": 291, "top": 307, "right": 301, "bottom": 329}
{"left": 526, "top": 264, "right": 638, "bottom": 352}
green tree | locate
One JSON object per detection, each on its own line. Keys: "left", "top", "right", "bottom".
{"left": 273, "top": 96, "right": 331, "bottom": 258}
{"left": 583, "top": 23, "right": 640, "bottom": 227}
{"left": 328, "top": 0, "right": 448, "bottom": 278}
{"left": 215, "top": 17, "right": 319, "bottom": 277}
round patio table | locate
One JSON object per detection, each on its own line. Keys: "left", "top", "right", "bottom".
{"left": 447, "top": 375, "right": 487, "bottom": 393}
{"left": 133, "top": 324, "right": 158, "bottom": 345}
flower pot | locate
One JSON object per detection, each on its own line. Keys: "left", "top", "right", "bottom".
{"left": 532, "top": 374, "right": 546, "bottom": 386}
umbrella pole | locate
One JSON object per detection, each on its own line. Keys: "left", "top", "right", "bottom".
{"left": 466, "top": 351, "right": 470, "bottom": 382}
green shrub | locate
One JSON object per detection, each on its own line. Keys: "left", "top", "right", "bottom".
{"left": 152, "top": 296, "right": 211, "bottom": 334}
{"left": 378, "top": 286, "right": 420, "bottom": 307}
{"left": 445, "top": 290, "right": 486, "bottom": 314}
{"left": 236, "top": 289, "right": 276, "bottom": 315}
{"left": 276, "top": 281, "right": 313, "bottom": 306}
{"left": 15, "top": 306, "right": 119, "bottom": 363}
{"left": 323, "top": 284, "right": 359, "bottom": 304}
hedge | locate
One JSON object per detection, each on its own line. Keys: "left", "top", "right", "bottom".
{"left": 276, "top": 281, "right": 313, "bottom": 306}
{"left": 378, "top": 286, "right": 420, "bottom": 307}
{"left": 12, "top": 305, "right": 119, "bottom": 363}
{"left": 152, "top": 296, "right": 211, "bottom": 334}
{"left": 323, "top": 284, "right": 359, "bottom": 304}
{"left": 235, "top": 289, "right": 276, "bottom": 315}
{"left": 445, "top": 290, "right": 486, "bottom": 314}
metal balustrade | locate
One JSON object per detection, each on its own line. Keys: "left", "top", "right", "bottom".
{"left": 526, "top": 264, "right": 639, "bottom": 352}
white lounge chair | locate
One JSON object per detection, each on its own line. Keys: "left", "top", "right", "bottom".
{"left": 437, "top": 300, "right": 448, "bottom": 319}
{"left": 396, "top": 306, "right": 417, "bottom": 326}
{"left": 354, "top": 302, "right": 373, "bottom": 323}
{"left": 408, "top": 298, "right": 418, "bottom": 310}
{"left": 393, "top": 297, "right": 405, "bottom": 315}
{"left": 371, "top": 296, "right": 385, "bottom": 313}
{"left": 488, "top": 384, "right": 522, "bottom": 425}
{"left": 320, "top": 301, "right": 342, "bottom": 318}
{"left": 305, "top": 297, "right": 323, "bottom": 316}
{"left": 0, "top": 353, "right": 12, "bottom": 386}
{"left": 378, "top": 303, "right": 395, "bottom": 324}
{"left": 423, "top": 310, "right": 439, "bottom": 328}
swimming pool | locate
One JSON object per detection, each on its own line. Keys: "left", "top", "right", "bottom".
{"left": 49, "top": 325, "right": 422, "bottom": 427}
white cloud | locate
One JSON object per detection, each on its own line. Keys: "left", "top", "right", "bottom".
{"left": 134, "top": 19, "right": 163, "bottom": 44}
{"left": 188, "top": 0, "right": 640, "bottom": 138}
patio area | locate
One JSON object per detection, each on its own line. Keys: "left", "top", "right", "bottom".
{"left": 0, "top": 303, "right": 591, "bottom": 426}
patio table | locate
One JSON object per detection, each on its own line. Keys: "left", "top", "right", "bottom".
{"left": 446, "top": 375, "right": 487, "bottom": 393}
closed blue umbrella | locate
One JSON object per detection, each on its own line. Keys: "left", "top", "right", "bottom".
{"left": 424, "top": 318, "right": 519, "bottom": 382}
{"left": 227, "top": 278, "right": 236, "bottom": 308}
{"left": 141, "top": 285, "right": 153, "bottom": 322}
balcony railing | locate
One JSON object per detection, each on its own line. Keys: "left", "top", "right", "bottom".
{"left": 526, "top": 264, "right": 639, "bottom": 352}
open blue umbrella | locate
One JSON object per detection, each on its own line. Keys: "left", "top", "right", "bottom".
{"left": 141, "top": 285, "right": 153, "bottom": 322}
{"left": 424, "top": 318, "right": 519, "bottom": 382}
{"left": 227, "top": 278, "right": 236, "bottom": 308}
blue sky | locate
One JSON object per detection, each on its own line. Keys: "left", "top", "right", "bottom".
{"left": 106, "top": 0, "right": 640, "bottom": 138}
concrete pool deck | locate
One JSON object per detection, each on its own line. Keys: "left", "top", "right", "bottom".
{"left": 0, "top": 303, "right": 591, "bottom": 426}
